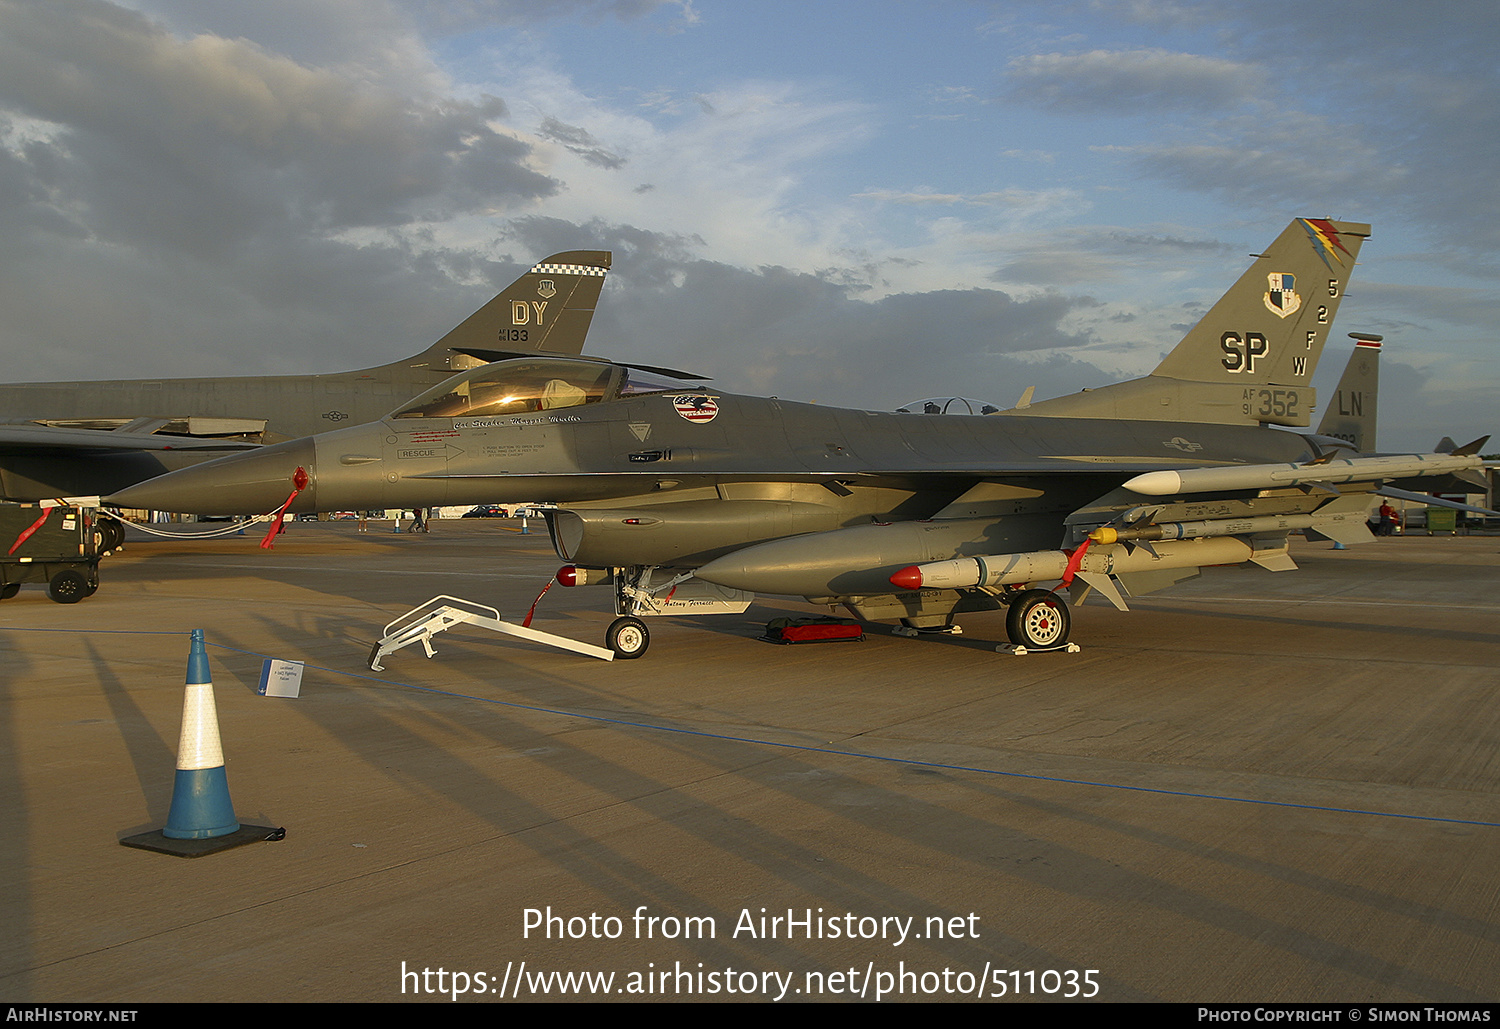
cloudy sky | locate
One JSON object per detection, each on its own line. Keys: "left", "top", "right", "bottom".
{"left": 1, "top": 0, "right": 1495, "bottom": 450}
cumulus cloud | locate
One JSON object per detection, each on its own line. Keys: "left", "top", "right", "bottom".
{"left": 0, "top": 0, "right": 555, "bottom": 253}
{"left": 854, "top": 187, "right": 1082, "bottom": 213}
{"left": 398, "top": 0, "right": 697, "bottom": 33}
{"left": 124, "top": 0, "right": 433, "bottom": 80}
{"left": 980, "top": 224, "right": 1232, "bottom": 290}
{"left": 588, "top": 254, "right": 1098, "bottom": 408}
{"left": 996, "top": 0, "right": 1500, "bottom": 254}
{"left": 0, "top": 0, "right": 572, "bottom": 378}
{"left": 538, "top": 116, "right": 627, "bottom": 169}
{"left": 1359, "top": 281, "right": 1500, "bottom": 334}
{"left": 134, "top": 0, "right": 696, "bottom": 56}
{"left": 1005, "top": 48, "right": 1265, "bottom": 114}
{"left": 479, "top": 68, "right": 878, "bottom": 279}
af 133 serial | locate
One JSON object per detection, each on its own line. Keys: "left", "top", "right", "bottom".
{"left": 110, "top": 219, "right": 1491, "bottom": 658}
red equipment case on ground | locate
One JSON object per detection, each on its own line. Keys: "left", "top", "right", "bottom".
{"left": 760, "top": 616, "right": 864, "bottom": 644}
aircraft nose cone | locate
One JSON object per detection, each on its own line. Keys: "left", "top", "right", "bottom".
{"left": 108, "top": 437, "right": 318, "bottom": 515}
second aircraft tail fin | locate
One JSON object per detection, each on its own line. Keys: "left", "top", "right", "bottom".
{"left": 1314, "top": 334, "right": 1382, "bottom": 451}
{"left": 400, "top": 251, "right": 612, "bottom": 376}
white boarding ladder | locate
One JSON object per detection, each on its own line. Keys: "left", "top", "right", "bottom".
{"left": 368, "top": 595, "right": 614, "bottom": 670}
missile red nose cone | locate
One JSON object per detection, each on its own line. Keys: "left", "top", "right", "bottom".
{"left": 889, "top": 565, "right": 923, "bottom": 590}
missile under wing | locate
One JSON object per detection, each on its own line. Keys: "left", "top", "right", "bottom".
{"left": 107, "top": 218, "right": 1492, "bottom": 657}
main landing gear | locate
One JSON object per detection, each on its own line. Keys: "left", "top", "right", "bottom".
{"left": 1004, "top": 589, "right": 1071, "bottom": 649}
{"left": 883, "top": 588, "right": 1077, "bottom": 654}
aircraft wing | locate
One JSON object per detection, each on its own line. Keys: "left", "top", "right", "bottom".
{"left": 1374, "top": 486, "right": 1500, "bottom": 518}
{"left": 0, "top": 422, "right": 260, "bottom": 454}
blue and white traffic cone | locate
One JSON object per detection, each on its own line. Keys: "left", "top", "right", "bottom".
{"left": 162, "top": 629, "right": 239, "bottom": 840}
{"left": 121, "top": 630, "right": 282, "bottom": 855}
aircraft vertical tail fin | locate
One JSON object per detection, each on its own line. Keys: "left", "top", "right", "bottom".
{"left": 1004, "top": 218, "right": 1371, "bottom": 427}
{"left": 1151, "top": 219, "right": 1369, "bottom": 390}
{"left": 403, "top": 251, "right": 612, "bottom": 375}
{"left": 1315, "top": 334, "right": 1381, "bottom": 451}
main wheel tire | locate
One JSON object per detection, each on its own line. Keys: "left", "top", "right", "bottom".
{"left": 97, "top": 517, "right": 125, "bottom": 554}
{"left": 606, "top": 616, "right": 650, "bottom": 659}
{"left": 0, "top": 583, "right": 19, "bottom": 600}
{"left": 48, "top": 570, "right": 89, "bottom": 604}
{"left": 1005, "top": 589, "right": 1070, "bottom": 648}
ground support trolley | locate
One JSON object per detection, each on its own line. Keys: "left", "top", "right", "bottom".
{"left": 0, "top": 503, "right": 108, "bottom": 604}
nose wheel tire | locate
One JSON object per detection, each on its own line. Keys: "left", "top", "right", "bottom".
{"left": 606, "top": 616, "right": 650, "bottom": 659}
{"left": 1005, "top": 589, "right": 1070, "bottom": 648}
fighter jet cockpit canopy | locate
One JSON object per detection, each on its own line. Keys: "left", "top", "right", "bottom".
{"left": 389, "top": 358, "right": 705, "bottom": 420}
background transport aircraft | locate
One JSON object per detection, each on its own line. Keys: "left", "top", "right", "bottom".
{"left": 0, "top": 252, "right": 610, "bottom": 501}
{"left": 108, "top": 219, "right": 1493, "bottom": 658}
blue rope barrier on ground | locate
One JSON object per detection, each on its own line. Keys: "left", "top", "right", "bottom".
{"left": 4, "top": 624, "right": 1495, "bottom": 828}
